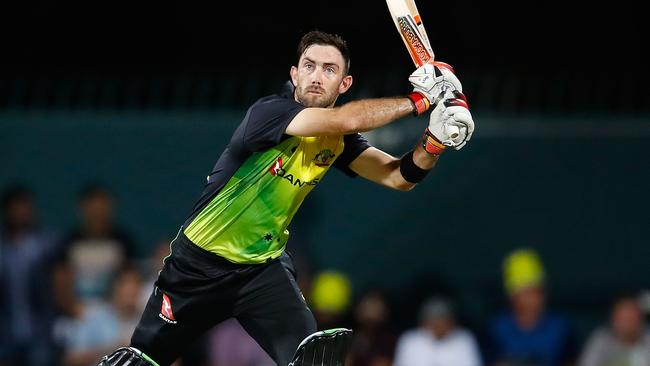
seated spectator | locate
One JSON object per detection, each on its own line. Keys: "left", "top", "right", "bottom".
{"left": 54, "top": 265, "right": 145, "bottom": 366}
{"left": 0, "top": 185, "right": 61, "bottom": 366}
{"left": 579, "top": 294, "right": 650, "bottom": 366}
{"left": 349, "top": 290, "right": 397, "bottom": 366}
{"left": 394, "top": 296, "right": 481, "bottom": 366}
{"left": 488, "top": 249, "right": 575, "bottom": 366}
{"left": 55, "top": 184, "right": 136, "bottom": 311}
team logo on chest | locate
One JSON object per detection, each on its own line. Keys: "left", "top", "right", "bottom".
{"left": 313, "top": 149, "right": 336, "bottom": 167}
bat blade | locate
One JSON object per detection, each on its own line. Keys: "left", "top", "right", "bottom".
{"left": 387, "top": 0, "right": 461, "bottom": 140}
{"left": 386, "top": 0, "right": 435, "bottom": 66}
{"left": 404, "top": 0, "right": 433, "bottom": 52}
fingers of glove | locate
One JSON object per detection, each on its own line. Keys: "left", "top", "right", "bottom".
{"left": 439, "top": 68, "right": 463, "bottom": 93}
{"left": 429, "top": 97, "right": 447, "bottom": 117}
{"left": 452, "top": 90, "right": 469, "bottom": 106}
{"left": 454, "top": 139, "right": 467, "bottom": 150}
{"left": 446, "top": 125, "right": 468, "bottom": 150}
{"left": 430, "top": 89, "right": 448, "bottom": 108}
{"left": 426, "top": 66, "right": 463, "bottom": 93}
{"left": 450, "top": 113, "right": 474, "bottom": 139}
{"left": 445, "top": 106, "right": 474, "bottom": 136}
{"left": 446, "top": 119, "right": 473, "bottom": 144}
{"left": 444, "top": 93, "right": 469, "bottom": 109}
{"left": 441, "top": 137, "right": 456, "bottom": 147}
{"left": 445, "top": 123, "right": 467, "bottom": 146}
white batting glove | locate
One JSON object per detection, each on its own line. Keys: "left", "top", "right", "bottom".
{"left": 408, "top": 61, "right": 463, "bottom": 116}
{"left": 423, "top": 90, "right": 475, "bottom": 153}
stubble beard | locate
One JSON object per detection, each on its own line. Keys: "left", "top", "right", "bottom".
{"left": 295, "top": 85, "right": 338, "bottom": 108}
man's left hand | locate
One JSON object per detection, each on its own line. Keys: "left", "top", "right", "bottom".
{"left": 427, "top": 90, "right": 475, "bottom": 151}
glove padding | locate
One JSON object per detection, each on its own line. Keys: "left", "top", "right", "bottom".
{"left": 410, "top": 61, "right": 463, "bottom": 105}
{"left": 96, "top": 347, "right": 159, "bottom": 366}
{"left": 289, "top": 328, "right": 353, "bottom": 366}
{"left": 428, "top": 90, "right": 474, "bottom": 150}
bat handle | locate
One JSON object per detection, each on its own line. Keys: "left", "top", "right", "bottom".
{"left": 440, "top": 87, "right": 460, "bottom": 141}
{"left": 445, "top": 124, "right": 460, "bottom": 140}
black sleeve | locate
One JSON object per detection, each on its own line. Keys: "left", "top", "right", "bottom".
{"left": 243, "top": 95, "right": 306, "bottom": 151}
{"left": 333, "top": 133, "right": 372, "bottom": 178}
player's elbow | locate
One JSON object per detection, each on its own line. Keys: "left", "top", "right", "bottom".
{"left": 394, "top": 180, "right": 416, "bottom": 192}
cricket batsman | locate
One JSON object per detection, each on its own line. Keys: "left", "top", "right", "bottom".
{"left": 97, "top": 30, "right": 474, "bottom": 366}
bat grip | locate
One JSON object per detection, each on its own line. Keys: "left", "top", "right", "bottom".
{"left": 445, "top": 124, "right": 460, "bottom": 140}
{"left": 441, "top": 87, "right": 460, "bottom": 141}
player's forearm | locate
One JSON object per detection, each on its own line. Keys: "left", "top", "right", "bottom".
{"left": 337, "top": 97, "right": 415, "bottom": 133}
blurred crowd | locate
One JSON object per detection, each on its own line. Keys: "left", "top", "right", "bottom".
{"left": 1, "top": 184, "right": 649, "bottom": 366}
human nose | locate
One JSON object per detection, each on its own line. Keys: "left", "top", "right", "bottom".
{"left": 310, "top": 67, "right": 324, "bottom": 85}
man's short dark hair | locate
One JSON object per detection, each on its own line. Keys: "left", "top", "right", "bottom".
{"left": 296, "top": 31, "right": 351, "bottom": 74}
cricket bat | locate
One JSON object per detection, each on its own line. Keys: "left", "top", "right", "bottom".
{"left": 386, "top": 0, "right": 460, "bottom": 140}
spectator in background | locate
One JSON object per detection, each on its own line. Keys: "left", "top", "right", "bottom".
{"left": 394, "top": 296, "right": 482, "bottom": 366}
{"left": 349, "top": 290, "right": 397, "bottom": 366}
{"left": 0, "top": 185, "right": 61, "bottom": 366}
{"left": 55, "top": 265, "right": 145, "bottom": 366}
{"left": 310, "top": 270, "right": 353, "bottom": 330}
{"left": 55, "top": 184, "right": 135, "bottom": 313}
{"left": 488, "top": 249, "right": 575, "bottom": 366}
{"left": 579, "top": 295, "right": 650, "bottom": 366}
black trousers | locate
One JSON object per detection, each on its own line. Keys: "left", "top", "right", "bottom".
{"left": 130, "top": 232, "right": 316, "bottom": 366}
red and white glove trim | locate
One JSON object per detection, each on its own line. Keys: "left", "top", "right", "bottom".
{"left": 407, "top": 91, "right": 430, "bottom": 116}
{"left": 422, "top": 128, "right": 446, "bottom": 155}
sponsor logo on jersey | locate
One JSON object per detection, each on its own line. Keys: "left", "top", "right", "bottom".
{"left": 159, "top": 293, "right": 177, "bottom": 324}
{"left": 313, "top": 149, "right": 336, "bottom": 166}
{"left": 268, "top": 156, "right": 319, "bottom": 188}
{"left": 269, "top": 156, "right": 283, "bottom": 176}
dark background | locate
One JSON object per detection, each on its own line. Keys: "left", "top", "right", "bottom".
{"left": 2, "top": 0, "right": 647, "bottom": 70}
{"left": 1, "top": 0, "right": 648, "bottom": 112}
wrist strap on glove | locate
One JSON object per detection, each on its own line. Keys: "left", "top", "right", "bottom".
{"left": 407, "top": 92, "right": 430, "bottom": 116}
{"left": 422, "top": 129, "right": 446, "bottom": 155}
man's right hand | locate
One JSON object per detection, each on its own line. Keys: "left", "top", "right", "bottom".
{"left": 409, "top": 61, "right": 463, "bottom": 107}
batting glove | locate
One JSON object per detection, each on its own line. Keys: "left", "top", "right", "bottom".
{"left": 408, "top": 61, "right": 462, "bottom": 115}
{"left": 423, "top": 90, "right": 474, "bottom": 153}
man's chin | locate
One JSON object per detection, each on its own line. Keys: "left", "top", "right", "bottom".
{"left": 300, "top": 95, "right": 333, "bottom": 108}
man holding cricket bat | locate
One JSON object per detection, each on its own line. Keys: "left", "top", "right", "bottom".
{"left": 96, "top": 30, "right": 474, "bottom": 366}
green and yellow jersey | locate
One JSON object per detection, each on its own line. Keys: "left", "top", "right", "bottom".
{"left": 182, "top": 83, "right": 370, "bottom": 264}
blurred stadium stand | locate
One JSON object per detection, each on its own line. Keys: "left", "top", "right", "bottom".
{"left": 1, "top": 69, "right": 649, "bottom": 114}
